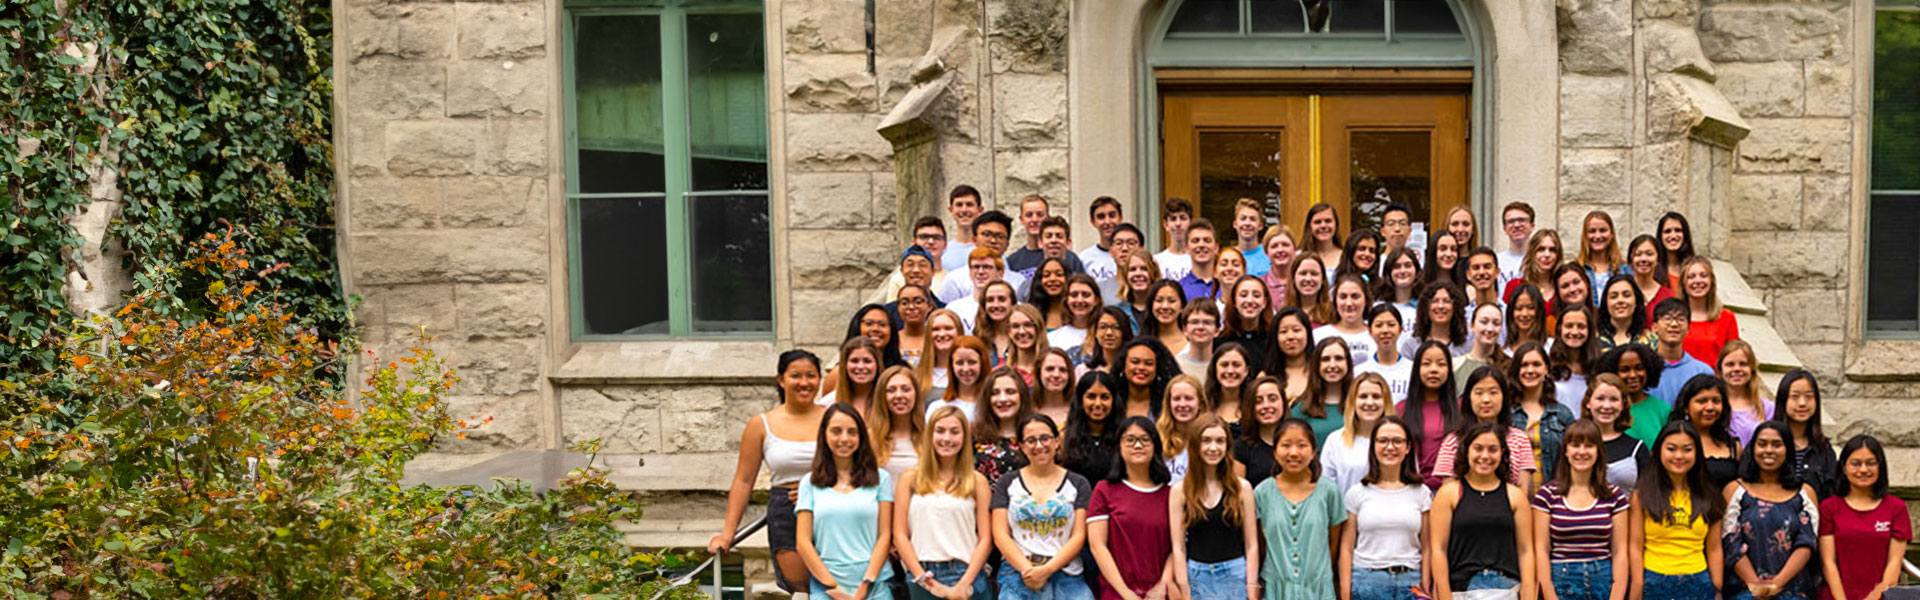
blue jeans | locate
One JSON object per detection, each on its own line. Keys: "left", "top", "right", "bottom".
{"left": 1465, "top": 570, "right": 1519, "bottom": 591}
{"left": 1185, "top": 557, "right": 1247, "bottom": 600}
{"left": 995, "top": 560, "right": 1093, "bottom": 600}
{"left": 908, "top": 560, "right": 989, "bottom": 600}
{"left": 812, "top": 578, "right": 895, "bottom": 600}
{"left": 1549, "top": 559, "right": 1612, "bottom": 600}
{"left": 1351, "top": 566, "right": 1421, "bottom": 600}
{"left": 1642, "top": 569, "right": 1713, "bottom": 600}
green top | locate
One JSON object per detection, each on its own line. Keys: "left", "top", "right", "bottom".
{"left": 1288, "top": 402, "right": 1344, "bottom": 449}
{"left": 1625, "top": 395, "right": 1672, "bottom": 448}
{"left": 1253, "top": 477, "right": 1347, "bottom": 600}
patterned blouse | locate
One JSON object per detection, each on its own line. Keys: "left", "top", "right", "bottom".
{"left": 974, "top": 437, "right": 1027, "bottom": 485}
{"left": 1722, "top": 484, "right": 1820, "bottom": 599}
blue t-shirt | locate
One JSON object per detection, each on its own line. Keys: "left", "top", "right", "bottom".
{"left": 1244, "top": 247, "right": 1271, "bottom": 278}
{"left": 798, "top": 470, "right": 896, "bottom": 597}
{"left": 1649, "top": 353, "right": 1715, "bottom": 410}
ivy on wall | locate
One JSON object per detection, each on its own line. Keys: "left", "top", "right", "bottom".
{"left": 0, "top": 0, "right": 342, "bottom": 376}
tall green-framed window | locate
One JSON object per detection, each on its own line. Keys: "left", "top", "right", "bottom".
{"left": 1871, "top": 1, "right": 1920, "bottom": 335}
{"left": 565, "top": 0, "right": 770, "bottom": 339}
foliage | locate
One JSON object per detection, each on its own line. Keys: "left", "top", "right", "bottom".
{"left": 0, "top": 232, "right": 703, "bottom": 599}
{"left": 0, "top": 0, "right": 343, "bottom": 378}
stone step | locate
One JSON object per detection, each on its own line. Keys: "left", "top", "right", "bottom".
{"left": 1736, "top": 314, "right": 1805, "bottom": 372}
{"left": 1714, "top": 259, "right": 1768, "bottom": 317}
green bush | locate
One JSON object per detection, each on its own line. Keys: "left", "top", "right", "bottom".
{"left": 0, "top": 232, "right": 702, "bottom": 599}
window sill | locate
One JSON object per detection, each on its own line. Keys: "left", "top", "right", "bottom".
{"left": 553, "top": 340, "right": 780, "bottom": 384}
{"left": 1845, "top": 341, "right": 1920, "bottom": 382}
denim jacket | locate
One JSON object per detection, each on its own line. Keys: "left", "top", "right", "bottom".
{"left": 1513, "top": 400, "right": 1576, "bottom": 481}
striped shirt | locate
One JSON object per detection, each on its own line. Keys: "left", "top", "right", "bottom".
{"left": 1530, "top": 484, "right": 1628, "bottom": 562}
{"left": 1432, "top": 426, "right": 1538, "bottom": 486}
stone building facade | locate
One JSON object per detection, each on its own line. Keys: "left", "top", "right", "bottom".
{"left": 333, "top": 0, "right": 1920, "bottom": 472}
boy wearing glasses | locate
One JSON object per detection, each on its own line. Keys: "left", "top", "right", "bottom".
{"left": 1496, "top": 202, "right": 1535, "bottom": 287}
{"left": 1646, "top": 297, "right": 1714, "bottom": 404}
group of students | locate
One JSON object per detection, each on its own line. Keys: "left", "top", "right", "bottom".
{"left": 709, "top": 188, "right": 1911, "bottom": 600}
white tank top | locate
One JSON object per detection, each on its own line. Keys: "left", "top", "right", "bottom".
{"left": 760, "top": 414, "right": 815, "bottom": 487}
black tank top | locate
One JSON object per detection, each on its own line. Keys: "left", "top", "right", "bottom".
{"left": 1447, "top": 479, "right": 1520, "bottom": 591}
{"left": 1185, "top": 496, "right": 1245, "bottom": 563}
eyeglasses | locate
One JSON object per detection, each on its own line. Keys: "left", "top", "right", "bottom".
{"left": 1504, "top": 217, "right": 1533, "bottom": 226}
{"left": 1121, "top": 435, "right": 1154, "bottom": 448}
{"left": 978, "top": 231, "right": 1009, "bottom": 241}
{"left": 1022, "top": 434, "right": 1057, "bottom": 445}
{"left": 1374, "top": 437, "right": 1408, "bottom": 447}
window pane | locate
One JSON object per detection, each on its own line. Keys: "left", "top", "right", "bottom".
{"left": 574, "top": 15, "right": 665, "bottom": 194}
{"left": 1868, "top": 193, "right": 1920, "bottom": 330}
{"left": 578, "top": 197, "right": 670, "bottom": 335}
{"left": 1349, "top": 131, "right": 1431, "bottom": 233}
{"left": 1168, "top": 0, "right": 1240, "bottom": 34}
{"left": 1250, "top": 1, "right": 1308, "bottom": 33}
{"left": 1196, "top": 131, "right": 1283, "bottom": 235}
{"left": 687, "top": 13, "right": 770, "bottom": 192}
{"left": 1325, "top": 0, "right": 1385, "bottom": 34}
{"left": 690, "top": 194, "right": 773, "bottom": 332}
{"left": 1395, "top": 0, "right": 1462, "bottom": 34}
{"left": 1874, "top": 10, "right": 1920, "bottom": 190}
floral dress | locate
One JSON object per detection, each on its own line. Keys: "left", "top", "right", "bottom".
{"left": 1722, "top": 485, "right": 1819, "bottom": 599}
{"left": 974, "top": 437, "right": 1027, "bottom": 485}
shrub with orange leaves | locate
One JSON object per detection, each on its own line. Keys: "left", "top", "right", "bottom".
{"left": 0, "top": 230, "right": 700, "bottom": 599}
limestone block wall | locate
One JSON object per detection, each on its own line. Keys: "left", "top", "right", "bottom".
{"left": 340, "top": 0, "right": 553, "bottom": 451}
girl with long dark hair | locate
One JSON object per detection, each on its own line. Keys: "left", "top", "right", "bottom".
{"left": 992, "top": 415, "right": 1096, "bottom": 600}
{"left": 1088, "top": 416, "right": 1176, "bottom": 600}
{"left": 713, "top": 350, "right": 828, "bottom": 591}
{"left": 1722, "top": 420, "right": 1819, "bottom": 600}
{"left": 1665, "top": 374, "right": 1740, "bottom": 490}
{"left": 1401, "top": 340, "right": 1461, "bottom": 489}
{"left": 1062, "top": 371, "right": 1124, "bottom": 485}
{"left": 1293, "top": 337, "right": 1355, "bottom": 447}
{"left": 1597, "top": 277, "right": 1653, "bottom": 351}
{"left": 1819, "top": 435, "right": 1911, "bottom": 600}
{"left": 1118, "top": 337, "right": 1177, "bottom": 419}
{"left": 1401, "top": 281, "right": 1469, "bottom": 359}
{"left": 1432, "top": 366, "right": 1539, "bottom": 490}
{"left": 1530, "top": 419, "right": 1628, "bottom": 600}
{"left": 1262, "top": 306, "right": 1315, "bottom": 402}
{"left": 1430, "top": 421, "right": 1535, "bottom": 599}
{"left": 1235, "top": 375, "right": 1287, "bottom": 489}
{"left": 1339, "top": 415, "right": 1432, "bottom": 600}
{"left": 1547, "top": 305, "right": 1598, "bottom": 414}
{"left": 1254, "top": 418, "right": 1347, "bottom": 599}
{"left": 1774, "top": 369, "right": 1836, "bottom": 500}
{"left": 1077, "top": 307, "right": 1134, "bottom": 376}
{"left": 1205, "top": 343, "right": 1253, "bottom": 425}
{"left": 1510, "top": 342, "right": 1574, "bottom": 485}
{"left": 1218, "top": 276, "right": 1274, "bottom": 371}
{"left": 1628, "top": 422, "right": 1725, "bottom": 600}
{"left": 1422, "top": 231, "right": 1466, "bottom": 292}
{"left": 797, "top": 404, "right": 896, "bottom": 600}
{"left": 974, "top": 366, "right": 1034, "bottom": 484}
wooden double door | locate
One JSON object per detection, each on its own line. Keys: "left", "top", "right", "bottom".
{"left": 1162, "top": 92, "right": 1468, "bottom": 241}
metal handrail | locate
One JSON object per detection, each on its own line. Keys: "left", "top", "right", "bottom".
{"left": 652, "top": 516, "right": 769, "bottom": 600}
{"left": 1905, "top": 558, "right": 1920, "bottom": 583}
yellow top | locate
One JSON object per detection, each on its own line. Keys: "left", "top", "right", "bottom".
{"left": 1643, "top": 491, "right": 1708, "bottom": 575}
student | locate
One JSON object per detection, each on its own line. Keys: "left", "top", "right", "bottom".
{"left": 1422, "top": 231, "right": 1467, "bottom": 292}
{"left": 1262, "top": 307, "right": 1316, "bottom": 402}
{"left": 1721, "top": 420, "right": 1819, "bottom": 600}
{"left": 797, "top": 404, "right": 897, "bottom": 600}
{"left": 1304, "top": 202, "right": 1345, "bottom": 276}
{"left": 1030, "top": 258, "right": 1073, "bottom": 329}
{"left": 1080, "top": 196, "right": 1126, "bottom": 302}
{"left": 1102, "top": 225, "right": 1146, "bottom": 305}
{"left": 1036, "top": 216, "right": 1087, "bottom": 276}
{"left": 992, "top": 415, "right": 1096, "bottom": 600}
{"left": 712, "top": 350, "right": 829, "bottom": 592}
{"left": 1444, "top": 205, "right": 1479, "bottom": 253}
{"left": 965, "top": 281, "right": 1017, "bottom": 348}
{"left": 1236, "top": 375, "right": 1288, "bottom": 488}
{"left": 1504, "top": 285, "right": 1548, "bottom": 353}
{"left": 1230, "top": 198, "right": 1273, "bottom": 278}
{"left": 869, "top": 236, "right": 947, "bottom": 307}
{"left": 1430, "top": 421, "right": 1535, "bottom": 600}
{"left": 1114, "top": 245, "right": 1162, "bottom": 331}
{"left": 936, "top": 214, "right": 1027, "bottom": 305}
{"left": 1433, "top": 367, "right": 1539, "bottom": 490}
{"left": 1254, "top": 418, "right": 1348, "bottom": 599}
{"left": 895, "top": 284, "right": 936, "bottom": 367}
{"left": 870, "top": 365, "right": 927, "bottom": 479}
{"left": 1400, "top": 281, "right": 1469, "bottom": 360}
{"left": 1259, "top": 224, "right": 1299, "bottom": 304}
{"left": 1464, "top": 247, "right": 1504, "bottom": 313}
{"left": 1118, "top": 337, "right": 1177, "bottom": 419}
{"left": 1005, "top": 305, "right": 1050, "bottom": 384}
{"left": 941, "top": 185, "right": 984, "bottom": 272}
{"left": 1623, "top": 235, "right": 1675, "bottom": 320}
{"left": 1509, "top": 343, "right": 1574, "bottom": 484}
{"left": 1292, "top": 338, "right": 1355, "bottom": 447}
{"left": 1530, "top": 419, "right": 1629, "bottom": 600}
{"left": 1677, "top": 256, "right": 1739, "bottom": 366}
{"left": 1213, "top": 244, "right": 1247, "bottom": 303}
{"left": 1664, "top": 374, "right": 1740, "bottom": 491}
{"left": 1287, "top": 253, "right": 1334, "bottom": 325}
{"left": 1548, "top": 305, "right": 1599, "bottom": 415}
{"left": 1217, "top": 277, "right": 1274, "bottom": 372}
{"left": 974, "top": 366, "right": 1035, "bottom": 484}
{"left": 1576, "top": 211, "right": 1622, "bottom": 307}
{"left": 844, "top": 304, "right": 909, "bottom": 374}
{"left": 1655, "top": 213, "right": 1695, "bottom": 290}
{"left": 925, "top": 336, "right": 989, "bottom": 419}
{"left": 1774, "top": 370, "right": 1836, "bottom": 501}
{"left": 1594, "top": 343, "right": 1667, "bottom": 446}
{"left": 1453, "top": 303, "right": 1509, "bottom": 394}
{"left": 1314, "top": 274, "right": 1379, "bottom": 361}
{"left": 1716, "top": 340, "right": 1773, "bottom": 448}
{"left": 1552, "top": 263, "right": 1596, "bottom": 314}
{"left": 1378, "top": 247, "right": 1424, "bottom": 327}
{"left": 1062, "top": 371, "right": 1124, "bottom": 485}
{"left": 1158, "top": 375, "right": 1209, "bottom": 483}
{"left": 1156, "top": 198, "right": 1196, "bottom": 281}
{"left": 1582, "top": 374, "right": 1650, "bottom": 495}
{"left": 1173, "top": 302, "right": 1221, "bottom": 381}
{"left": 944, "top": 250, "right": 1005, "bottom": 327}
{"left": 1645, "top": 298, "right": 1715, "bottom": 405}
{"left": 1088, "top": 416, "right": 1177, "bottom": 600}
{"left": 895, "top": 405, "right": 994, "bottom": 600}
{"left": 1144, "top": 280, "right": 1188, "bottom": 355}
{"left": 821, "top": 337, "right": 882, "bottom": 411}
{"left": 1334, "top": 227, "right": 1383, "bottom": 284}
{"left": 1504, "top": 229, "right": 1562, "bottom": 308}
{"left": 1169, "top": 416, "right": 1260, "bottom": 600}
{"left": 1339, "top": 415, "right": 1432, "bottom": 600}
{"left": 1495, "top": 202, "right": 1536, "bottom": 288}
{"left": 1075, "top": 307, "right": 1134, "bottom": 376}
{"left": 914, "top": 310, "right": 964, "bottom": 398}
{"left": 1322, "top": 372, "right": 1393, "bottom": 495}
{"left": 1033, "top": 349, "right": 1076, "bottom": 425}
{"left": 1400, "top": 340, "right": 1461, "bottom": 490}
{"left": 1047, "top": 274, "right": 1103, "bottom": 350}
{"left": 1819, "top": 434, "right": 1911, "bottom": 600}
{"left": 1179, "top": 219, "right": 1223, "bottom": 303}
{"left": 1009, "top": 197, "right": 1086, "bottom": 279}
{"left": 1355, "top": 303, "right": 1414, "bottom": 403}
{"left": 1379, "top": 201, "right": 1416, "bottom": 259}
{"left": 1205, "top": 343, "right": 1254, "bottom": 424}
{"left": 1628, "top": 422, "right": 1725, "bottom": 600}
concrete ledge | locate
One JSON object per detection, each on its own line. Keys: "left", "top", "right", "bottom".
{"left": 1846, "top": 341, "right": 1920, "bottom": 382}
{"left": 606, "top": 453, "right": 764, "bottom": 492}
{"left": 1737, "top": 314, "right": 1805, "bottom": 372}
{"left": 1713, "top": 259, "right": 1768, "bottom": 316}
{"left": 553, "top": 341, "right": 781, "bottom": 384}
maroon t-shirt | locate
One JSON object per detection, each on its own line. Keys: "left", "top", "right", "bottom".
{"left": 1818, "top": 495, "right": 1912, "bottom": 600}
{"left": 1088, "top": 480, "right": 1172, "bottom": 600}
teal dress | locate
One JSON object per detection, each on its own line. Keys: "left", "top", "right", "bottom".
{"left": 1253, "top": 477, "right": 1347, "bottom": 599}
{"left": 1288, "top": 401, "right": 1344, "bottom": 449}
